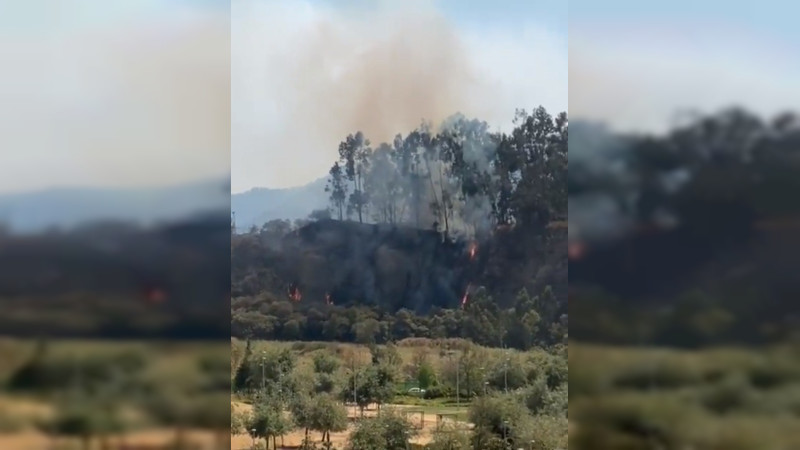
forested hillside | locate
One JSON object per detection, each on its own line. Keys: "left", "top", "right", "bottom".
{"left": 231, "top": 107, "right": 568, "bottom": 349}
{"left": 0, "top": 211, "right": 231, "bottom": 338}
{"left": 569, "top": 108, "right": 800, "bottom": 346}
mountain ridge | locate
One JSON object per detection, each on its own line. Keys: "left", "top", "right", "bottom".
{"left": 232, "top": 176, "right": 328, "bottom": 230}
{"left": 0, "top": 177, "right": 230, "bottom": 233}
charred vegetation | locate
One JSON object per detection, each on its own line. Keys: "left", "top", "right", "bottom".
{"left": 0, "top": 211, "right": 230, "bottom": 338}
{"left": 569, "top": 108, "right": 800, "bottom": 346}
{"left": 231, "top": 108, "right": 568, "bottom": 349}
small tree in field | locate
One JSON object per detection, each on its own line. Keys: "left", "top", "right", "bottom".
{"left": 290, "top": 393, "right": 315, "bottom": 441}
{"left": 43, "top": 400, "right": 105, "bottom": 450}
{"left": 347, "top": 411, "right": 416, "bottom": 450}
{"left": 312, "top": 394, "right": 348, "bottom": 446}
{"left": 231, "top": 407, "right": 244, "bottom": 435}
{"left": 141, "top": 393, "right": 195, "bottom": 447}
{"left": 246, "top": 397, "right": 292, "bottom": 450}
{"left": 427, "top": 423, "right": 471, "bottom": 450}
{"left": 187, "top": 394, "right": 232, "bottom": 449}
{"left": 417, "top": 361, "right": 436, "bottom": 390}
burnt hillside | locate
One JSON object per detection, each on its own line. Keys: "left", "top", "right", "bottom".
{"left": 232, "top": 108, "right": 568, "bottom": 348}
{"left": 0, "top": 212, "right": 230, "bottom": 338}
{"left": 569, "top": 108, "right": 800, "bottom": 346}
{"left": 233, "top": 219, "right": 566, "bottom": 314}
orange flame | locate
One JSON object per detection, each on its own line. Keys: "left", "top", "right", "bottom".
{"left": 288, "top": 285, "right": 302, "bottom": 302}
{"left": 468, "top": 242, "right": 477, "bottom": 260}
{"left": 568, "top": 241, "right": 586, "bottom": 260}
{"left": 461, "top": 283, "right": 471, "bottom": 308}
{"left": 145, "top": 287, "right": 167, "bottom": 304}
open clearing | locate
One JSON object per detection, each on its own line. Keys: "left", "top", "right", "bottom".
{"left": 0, "top": 428, "right": 218, "bottom": 449}
{"left": 231, "top": 400, "right": 471, "bottom": 450}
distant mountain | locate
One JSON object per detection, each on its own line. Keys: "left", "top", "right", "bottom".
{"left": 0, "top": 178, "right": 230, "bottom": 233}
{"left": 232, "top": 177, "right": 328, "bottom": 230}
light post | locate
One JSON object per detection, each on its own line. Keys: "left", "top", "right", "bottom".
{"left": 351, "top": 356, "right": 358, "bottom": 416}
{"left": 504, "top": 350, "right": 510, "bottom": 393}
{"left": 503, "top": 420, "right": 509, "bottom": 449}
{"left": 260, "top": 351, "right": 266, "bottom": 393}
{"left": 250, "top": 428, "right": 256, "bottom": 450}
{"left": 456, "top": 352, "right": 460, "bottom": 407}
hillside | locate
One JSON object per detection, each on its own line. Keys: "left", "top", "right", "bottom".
{"left": 231, "top": 177, "right": 328, "bottom": 230}
{"left": 569, "top": 107, "right": 800, "bottom": 346}
{"left": 234, "top": 218, "right": 566, "bottom": 308}
{"left": 231, "top": 108, "right": 568, "bottom": 349}
{"left": 0, "top": 211, "right": 230, "bottom": 338}
{"left": 231, "top": 218, "right": 567, "bottom": 348}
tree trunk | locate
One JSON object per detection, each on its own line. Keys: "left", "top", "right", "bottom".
{"left": 357, "top": 173, "right": 364, "bottom": 224}
{"left": 175, "top": 427, "right": 186, "bottom": 449}
{"left": 439, "top": 165, "right": 449, "bottom": 239}
{"left": 215, "top": 430, "right": 229, "bottom": 450}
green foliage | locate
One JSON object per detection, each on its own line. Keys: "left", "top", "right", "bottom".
{"left": 312, "top": 394, "right": 348, "bottom": 443}
{"left": 245, "top": 396, "right": 292, "bottom": 449}
{"left": 570, "top": 343, "right": 800, "bottom": 450}
{"left": 347, "top": 411, "right": 417, "bottom": 450}
{"left": 231, "top": 408, "right": 245, "bottom": 435}
{"left": 313, "top": 352, "right": 340, "bottom": 375}
{"left": 340, "top": 363, "right": 398, "bottom": 413}
{"left": 416, "top": 361, "right": 435, "bottom": 390}
{"left": 426, "top": 424, "right": 471, "bottom": 450}
{"left": 8, "top": 347, "right": 147, "bottom": 393}
{"left": 234, "top": 346, "right": 296, "bottom": 398}
{"left": 468, "top": 394, "right": 537, "bottom": 450}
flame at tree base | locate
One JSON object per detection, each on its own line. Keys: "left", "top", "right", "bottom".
{"left": 461, "top": 283, "right": 472, "bottom": 308}
{"left": 288, "top": 284, "right": 302, "bottom": 302}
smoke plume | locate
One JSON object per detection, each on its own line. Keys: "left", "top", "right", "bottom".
{"left": 0, "top": 1, "right": 230, "bottom": 193}
{"left": 232, "top": 0, "right": 566, "bottom": 191}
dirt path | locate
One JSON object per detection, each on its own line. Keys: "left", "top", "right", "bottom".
{"left": 0, "top": 429, "right": 217, "bottom": 449}
{"left": 231, "top": 401, "right": 470, "bottom": 450}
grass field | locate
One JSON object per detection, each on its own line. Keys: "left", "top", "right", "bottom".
{"left": 231, "top": 338, "right": 568, "bottom": 450}
{"left": 0, "top": 337, "right": 230, "bottom": 450}
{"left": 569, "top": 342, "right": 800, "bottom": 450}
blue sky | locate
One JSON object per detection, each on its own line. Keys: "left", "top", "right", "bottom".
{"left": 572, "top": 0, "right": 797, "bottom": 37}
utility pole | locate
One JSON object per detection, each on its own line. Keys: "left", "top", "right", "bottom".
{"left": 352, "top": 357, "right": 357, "bottom": 416}
{"left": 504, "top": 347, "right": 509, "bottom": 393}
{"left": 503, "top": 420, "right": 509, "bottom": 449}
{"left": 456, "top": 353, "right": 460, "bottom": 407}
{"left": 261, "top": 352, "right": 266, "bottom": 392}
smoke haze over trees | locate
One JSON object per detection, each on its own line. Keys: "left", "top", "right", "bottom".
{"left": 231, "top": 108, "right": 568, "bottom": 350}
{"left": 0, "top": 211, "right": 231, "bottom": 338}
{"left": 324, "top": 108, "right": 567, "bottom": 236}
{"left": 569, "top": 107, "right": 800, "bottom": 346}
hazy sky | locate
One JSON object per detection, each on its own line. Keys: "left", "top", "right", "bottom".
{"left": 0, "top": 0, "right": 230, "bottom": 194}
{"left": 231, "top": 0, "right": 568, "bottom": 192}
{"left": 570, "top": 0, "right": 800, "bottom": 133}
